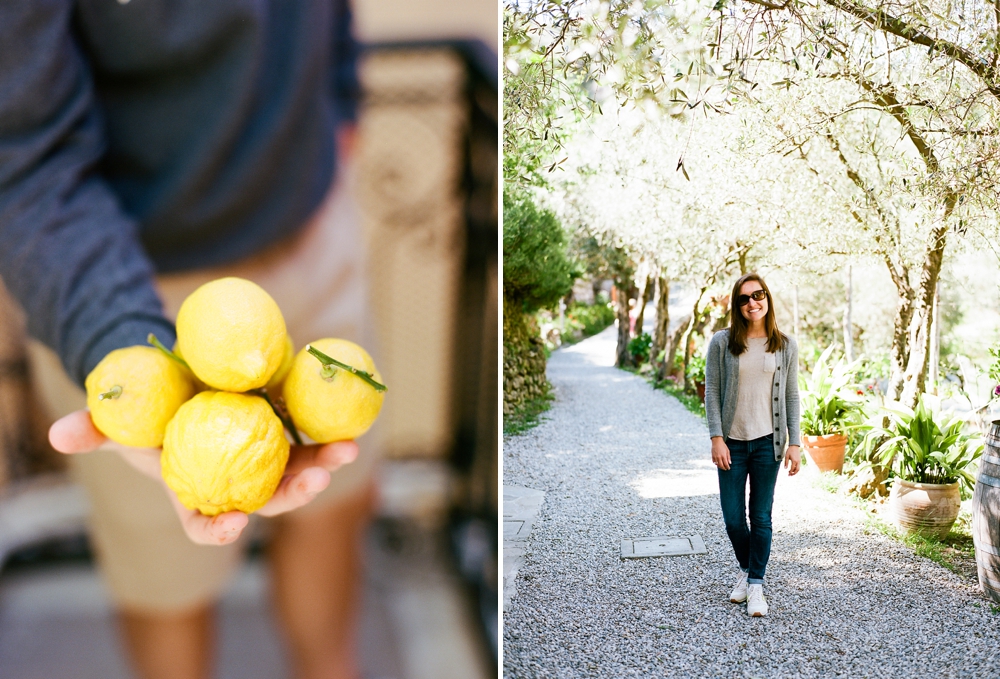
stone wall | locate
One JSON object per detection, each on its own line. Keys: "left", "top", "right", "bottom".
{"left": 503, "top": 297, "right": 548, "bottom": 416}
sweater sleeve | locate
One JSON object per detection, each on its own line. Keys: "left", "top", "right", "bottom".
{"left": 0, "top": 2, "right": 175, "bottom": 389}
{"left": 785, "top": 336, "right": 801, "bottom": 446}
{"left": 329, "top": 0, "right": 361, "bottom": 128}
{"left": 704, "top": 331, "right": 726, "bottom": 438}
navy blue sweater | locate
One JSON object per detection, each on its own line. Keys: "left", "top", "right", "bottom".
{"left": 0, "top": 0, "right": 358, "bottom": 387}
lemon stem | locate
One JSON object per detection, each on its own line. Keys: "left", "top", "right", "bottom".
{"left": 98, "top": 385, "right": 123, "bottom": 401}
{"left": 306, "top": 345, "right": 387, "bottom": 392}
{"left": 147, "top": 333, "right": 190, "bottom": 370}
{"left": 253, "top": 389, "right": 304, "bottom": 446}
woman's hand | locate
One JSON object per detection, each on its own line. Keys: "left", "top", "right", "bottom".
{"left": 711, "top": 436, "right": 731, "bottom": 471}
{"left": 784, "top": 445, "right": 801, "bottom": 476}
{"left": 48, "top": 409, "right": 359, "bottom": 545}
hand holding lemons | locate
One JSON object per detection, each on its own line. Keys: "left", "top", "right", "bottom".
{"left": 162, "top": 391, "right": 290, "bottom": 516}
{"left": 82, "top": 276, "right": 385, "bottom": 521}
{"left": 283, "top": 338, "right": 385, "bottom": 443}
{"left": 175, "top": 277, "right": 287, "bottom": 392}
{"left": 85, "top": 346, "right": 195, "bottom": 448}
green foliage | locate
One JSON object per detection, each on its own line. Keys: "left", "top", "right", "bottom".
{"left": 686, "top": 353, "right": 707, "bottom": 384}
{"left": 989, "top": 342, "right": 1000, "bottom": 402}
{"left": 855, "top": 396, "right": 984, "bottom": 495}
{"left": 503, "top": 188, "right": 576, "bottom": 314}
{"left": 799, "top": 345, "right": 864, "bottom": 436}
{"left": 565, "top": 301, "right": 615, "bottom": 339}
{"left": 628, "top": 332, "right": 653, "bottom": 364}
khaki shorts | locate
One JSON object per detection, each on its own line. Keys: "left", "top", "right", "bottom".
{"left": 27, "top": 166, "right": 381, "bottom": 613}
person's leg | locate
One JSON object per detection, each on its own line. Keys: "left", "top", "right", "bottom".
{"left": 717, "top": 438, "right": 751, "bottom": 571}
{"left": 268, "top": 480, "right": 374, "bottom": 679}
{"left": 746, "top": 435, "right": 782, "bottom": 584}
{"left": 119, "top": 605, "right": 215, "bottom": 679}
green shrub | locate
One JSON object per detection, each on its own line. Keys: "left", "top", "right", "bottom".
{"left": 628, "top": 332, "right": 653, "bottom": 364}
{"left": 686, "top": 353, "right": 706, "bottom": 384}
{"left": 566, "top": 301, "right": 615, "bottom": 338}
{"left": 799, "top": 345, "right": 864, "bottom": 436}
{"left": 503, "top": 188, "right": 576, "bottom": 313}
{"left": 855, "top": 396, "right": 984, "bottom": 496}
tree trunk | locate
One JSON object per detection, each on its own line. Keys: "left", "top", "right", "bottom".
{"left": 898, "top": 224, "right": 949, "bottom": 408}
{"left": 634, "top": 274, "right": 654, "bottom": 338}
{"left": 652, "top": 276, "right": 670, "bottom": 366}
{"left": 614, "top": 282, "right": 632, "bottom": 368}
{"left": 681, "top": 289, "right": 709, "bottom": 391}
{"left": 658, "top": 313, "right": 690, "bottom": 381}
{"left": 886, "top": 284, "right": 914, "bottom": 401}
{"left": 929, "top": 284, "right": 940, "bottom": 394}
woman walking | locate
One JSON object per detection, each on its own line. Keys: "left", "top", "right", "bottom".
{"left": 704, "top": 272, "right": 800, "bottom": 617}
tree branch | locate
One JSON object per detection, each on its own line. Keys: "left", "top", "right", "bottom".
{"left": 817, "top": 0, "right": 1000, "bottom": 99}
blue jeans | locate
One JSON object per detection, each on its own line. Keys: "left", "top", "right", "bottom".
{"left": 718, "top": 434, "right": 781, "bottom": 585}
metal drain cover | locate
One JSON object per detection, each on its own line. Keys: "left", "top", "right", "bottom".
{"left": 620, "top": 535, "right": 707, "bottom": 559}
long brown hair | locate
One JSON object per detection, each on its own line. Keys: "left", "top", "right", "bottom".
{"left": 728, "top": 272, "right": 786, "bottom": 355}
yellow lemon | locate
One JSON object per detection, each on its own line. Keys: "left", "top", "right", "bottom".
{"left": 85, "top": 346, "right": 195, "bottom": 448}
{"left": 161, "top": 391, "right": 290, "bottom": 516}
{"left": 283, "top": 338, "right": 385, "bottom": 443}
{"left": 265, "top": 334, "right": 296, "bottom": 390}
{"left": 175, "top": 277, "right": 286, "bottom": 392}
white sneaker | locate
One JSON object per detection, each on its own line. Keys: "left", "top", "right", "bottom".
{"left": 729, "top": 570, "right": 748, "bottom": 603}
{"left": 747, "top": 584, "right": 768, "bottom": 617}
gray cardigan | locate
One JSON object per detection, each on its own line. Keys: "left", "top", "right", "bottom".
{"left": 704, "top": 329, "right": 801, "bottom": 461}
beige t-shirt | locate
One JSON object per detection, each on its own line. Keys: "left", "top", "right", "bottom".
{"left": 728, "top": 337, "right": 777, "bottom": 441}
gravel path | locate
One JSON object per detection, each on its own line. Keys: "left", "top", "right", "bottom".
{"left": 503, "top": 326, "right": 1000, "bottom": 679}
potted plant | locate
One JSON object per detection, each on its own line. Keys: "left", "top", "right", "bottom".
{"left": 687, "top": 353, "right": 707, "bottom": 402}
{"left": 798, "top": 346, "right": 862, "bottom": 473}
{"left": 857, "top": 396, "right": 983, "bottom": 540}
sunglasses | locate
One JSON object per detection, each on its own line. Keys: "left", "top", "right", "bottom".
{"left": 736, "top": 289, "right": 767, "bottom": 307}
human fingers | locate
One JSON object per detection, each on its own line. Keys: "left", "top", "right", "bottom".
{"left": 166, "top": 490, "right": 249, "bottom": 546}
{"left": 789, "top": 457, "right": 801, "bottom": 476}
{"left": 49, "top": 410, "right": 107, "bottom": 454}
{"left": 712, "top": 447, "right": 730, "bottom": 471}
{"left": 284, "top": 440, "right": 359, "bottom": 475}
{"left": 255, "top": 467, "right": 331, "bottom": 517}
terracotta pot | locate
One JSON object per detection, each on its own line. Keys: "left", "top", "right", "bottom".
{"left": 889, "top": 478, "right": 961, "bottom": 540}
{"left": 800, "top": 433, "right": 847, "bottom": 474}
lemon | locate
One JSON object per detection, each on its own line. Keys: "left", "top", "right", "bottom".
{"left": 161, "top": 391, "right": 290, "bottom": 516}
{"left": 283, "top": 338, "right": 385, "bottom": 443}
{"left": 85, "top": 346, "right": 195, "bottom": 448}
{"left": 175, "top": 277, "right": 287, "bottom": 392}
{"left": 265, "top": 334, "right": 296, "bottom": 389}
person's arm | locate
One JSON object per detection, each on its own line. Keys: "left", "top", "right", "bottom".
{"left": 784, "top": 336, "right": 801, "bottom": 445}
{"left": 704, "top": 332, "right": 726, "bottom": 439}
{"left": 2, "top": 4, "right": 360, "bottom": 545}
{"left": 783, "top": 336, "right": 801, "bottom": 475}
{"left": 0, "top": 2, "right": 174, "bottom": 387}
{"left": 704, "top": 332, "right": 731, "bottom": 470}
